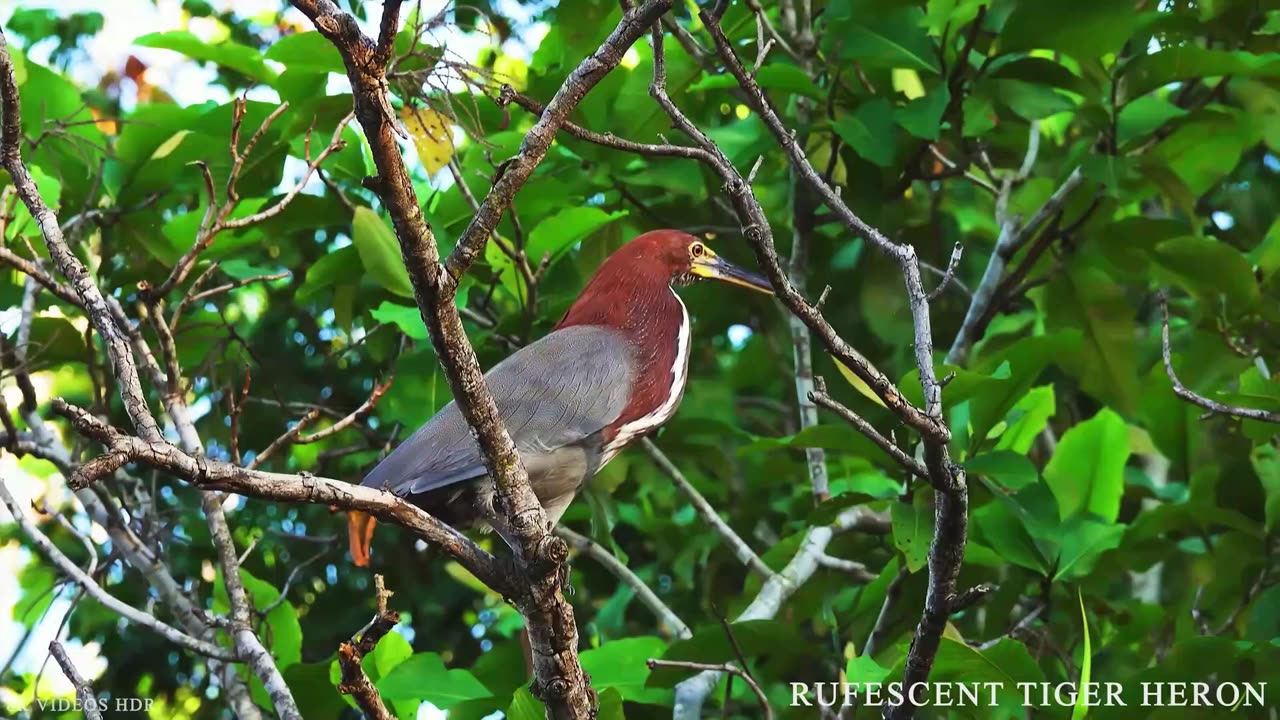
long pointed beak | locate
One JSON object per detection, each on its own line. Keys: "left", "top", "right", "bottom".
{"left": 692, "top": 253, "right": 774, "bottom": 295}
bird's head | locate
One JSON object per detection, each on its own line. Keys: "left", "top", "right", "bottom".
{"left": 606, "top": 229, "right": 775, "bottom": 294}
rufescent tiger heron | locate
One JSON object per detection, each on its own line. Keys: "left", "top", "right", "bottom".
{"left": 348, "top": 229, "right": 773, "bottom": 566}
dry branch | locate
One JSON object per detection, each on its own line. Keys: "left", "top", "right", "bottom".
{"left": 48, "top": 641, "right": 102, "bottom": 720}
{"left": 337, "top": 575, "right": 399, "bottom": 720}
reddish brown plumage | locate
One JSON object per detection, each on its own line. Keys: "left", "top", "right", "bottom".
{"left": 556, "top": 230, "right": 697, "bottom": 448}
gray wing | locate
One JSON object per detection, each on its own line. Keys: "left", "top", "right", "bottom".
{"left": 361, "top": 325, "right": 634, "bottom": 497}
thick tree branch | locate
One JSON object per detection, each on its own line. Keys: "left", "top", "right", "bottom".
{"left": 53, "top": 398, "right": 518, "bottom": 597}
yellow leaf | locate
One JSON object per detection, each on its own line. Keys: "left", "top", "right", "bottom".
{"left": 835, "top": 359, "right": 888, "bottom": 408}
{"left": 400, "top": 106, "right": 454, "bottom": 175}
{"left": 892, "top": 69, "right": 925, "bottom": 99}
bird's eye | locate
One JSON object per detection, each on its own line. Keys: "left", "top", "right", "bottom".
{"left": 691, "top": 243, "right": 705, "bottom": 258}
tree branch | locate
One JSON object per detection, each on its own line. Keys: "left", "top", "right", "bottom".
{"left": 337, "top": 574, "right": 398, "bottom": 720}
{"left": 557, "top": 527, "right": 693, "bottom": 639}
{"left": 0, "top": 479, "right": 239, "bottom": 661}
{"left": 48, "top": 641, "right": 102, "bottom": 720}
{"left": 53, "top": 397, "right": 518, "bottom": 596}
{"left": 671, "top": 509, "right": 877, "bottom": 718}
{"left": 641, "top": 439, "right": 774, "bottom": 580}
{"left": 1160, "top": 294, "right": 1280, "bottom": 423}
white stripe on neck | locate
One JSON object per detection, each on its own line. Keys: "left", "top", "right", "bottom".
{"left": 602, "top": 289, "right": 691, "bottom": 462}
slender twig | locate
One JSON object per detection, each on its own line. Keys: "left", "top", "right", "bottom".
{"left": 337, "top": 574, "right": 398, "bottom": 720}
{"left": 0, "top": 481, "right": 239, "bottom": 661}
{"left": 1159, "top": 294, "right": 1280, "bottom": 423}
{"left": 641, "top": 439, "right": 775, "bottom": 580}
{"left": 650, "top": 659, "right": 773, "bottom": 720}
{"left": 809, "top": 377, "right": 929, "bottom": 480}
{"left": 557, "top": 527, "right": 693, "bottom": 639}
{"left": 48, "top": 641, "right": 103, "bottom": 720}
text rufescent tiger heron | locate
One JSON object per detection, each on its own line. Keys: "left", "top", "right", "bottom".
{"left": 348, "top": 229, "right": 773, "bottom": 565}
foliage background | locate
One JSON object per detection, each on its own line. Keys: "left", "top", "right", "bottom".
{"left": 1, "top": 0, "right": 1279, "bottom": 718}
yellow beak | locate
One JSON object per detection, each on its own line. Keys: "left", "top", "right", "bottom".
{"left": 690, "top": 247, "right": 774, "bottom": 294}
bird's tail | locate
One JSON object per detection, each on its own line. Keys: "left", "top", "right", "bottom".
{"left": 348, "top": 511, "right": 378, "bottom": 567}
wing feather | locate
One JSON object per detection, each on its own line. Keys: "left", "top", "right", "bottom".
{"left": 360, "top": 325, "right": 634, "bottom": 497}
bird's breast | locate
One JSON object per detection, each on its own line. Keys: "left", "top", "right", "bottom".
{"left": 601, "top": 290, "right": 691, "bottom": 462}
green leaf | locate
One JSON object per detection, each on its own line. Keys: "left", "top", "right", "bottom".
{"left": 825, "top": 3, "right": 939, "bottom": 73}
{"left": 1073, "top": 591, "right": 1092, "bottom": 720}
{"left": 14, "top": 564, "right": 56, "bottom": 629}
{"left": 135, "top": 31, "right": 277, "bottom": 84}
{"left": 1045, "top": 262, "right": 1139, "bottom": 414}
{"left": 834, "top": 99, "right": 896, "bottom": 167}
{"left": 506, "top": 687, "right": 545, "bottom": 720}
{"left": 1117, "top": 95, "right": 1188, "bottom": 145}
{"left": 580, "top": 637, "right": 671, "bottom": 705}
{"left": 1054, "top": 516, "right": 1124, "bottom": 581}
{"left": 370, "top": 302, "right": 429, "bottom": 340}
{"left": 967, "top": 451, "right": 1038, "bottom": 491}
{"left": 846, "top": 654, "right": 891, "bottom": 684}
{"left": 298, "top": 246, "right": 359, "bottom": 302}
{"left": 1152, "top": 235, "right": 1261, "bottom": 310}
{"left": 1251, "top": 217, "right": 1280, "bottom": 281}
{"left": 892, "top": 491, "right": 933, "bottom": 572}
{"left": 990, "top": 79, "right": 1076, "bottom": 120}
{"left": 972, "top": 333, "right": 1077, "bottom": 451}
{"left": 1000, "top": 0, "right": 1136, "bottom": 60}
{"left": 1124, "top": 48, "right": 1280, "bottom": 99}
{"left": 922, "top": 0, "right": 985, "bottom": 37}
{"left": 598, "top": 688, "right": 626, "bottom": 720}
{"left": 972, "top": 497, "right": 1050, "bottom": 574}
{"left": 371, "top": 631, "right": 413, "bottom": 677}
{"left": 526, "top": 207, "right": 628, "bottom": 265}
{"left": 925, "top": 638, "right": 1046, "bottom": 709}
{"left": 376, "top": 653, "right": 492, "bottom": 708}
{"left": 1044, "top": 408, "right": 1130, "bottom": 522}
{"left": 353, "top": 207, "right": 415, "bottom": 298}
{"left": 895, "top": 86, "right": 950, "bottom": 140}
{"left": 688, "top": 64, "right": 823, "bottom": 99}
{"left": 994, "top": 385, "right": 1056, "bottom": 455}
{"left": 1251, "top": 444, "right": 1280, "bottom": 534}
{"left": 1081, "top": 153, "right": 1141, "bottom": 193}
{"left": 263, "top": 31, "right": 345, "bottom": 75}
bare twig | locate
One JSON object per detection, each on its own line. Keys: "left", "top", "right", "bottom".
{"left": 337, "top": 574, "right": 398, "bottom": 720}
{"left": 1160, "top": 294, "right": 1280, "bottom": 423}
{"left": 557, "top": 527, "right": 693, "bottom": 639}
{"left": 809, "top": 377, "right": 929, "bottom": 480}
{"left": 48, "top": 641, "right": 102, "bottom": 720}
{"left": 641, "top": 439, "right": 775, "bottom": 580}
{"left": 0, "top": 480, "right": 239, "bottom": 661}
{"left": 926, "top": 243, "right": 964, "bottom": 302}
{"left": 650, "top": 659, "right": 772, "bottom": 720}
